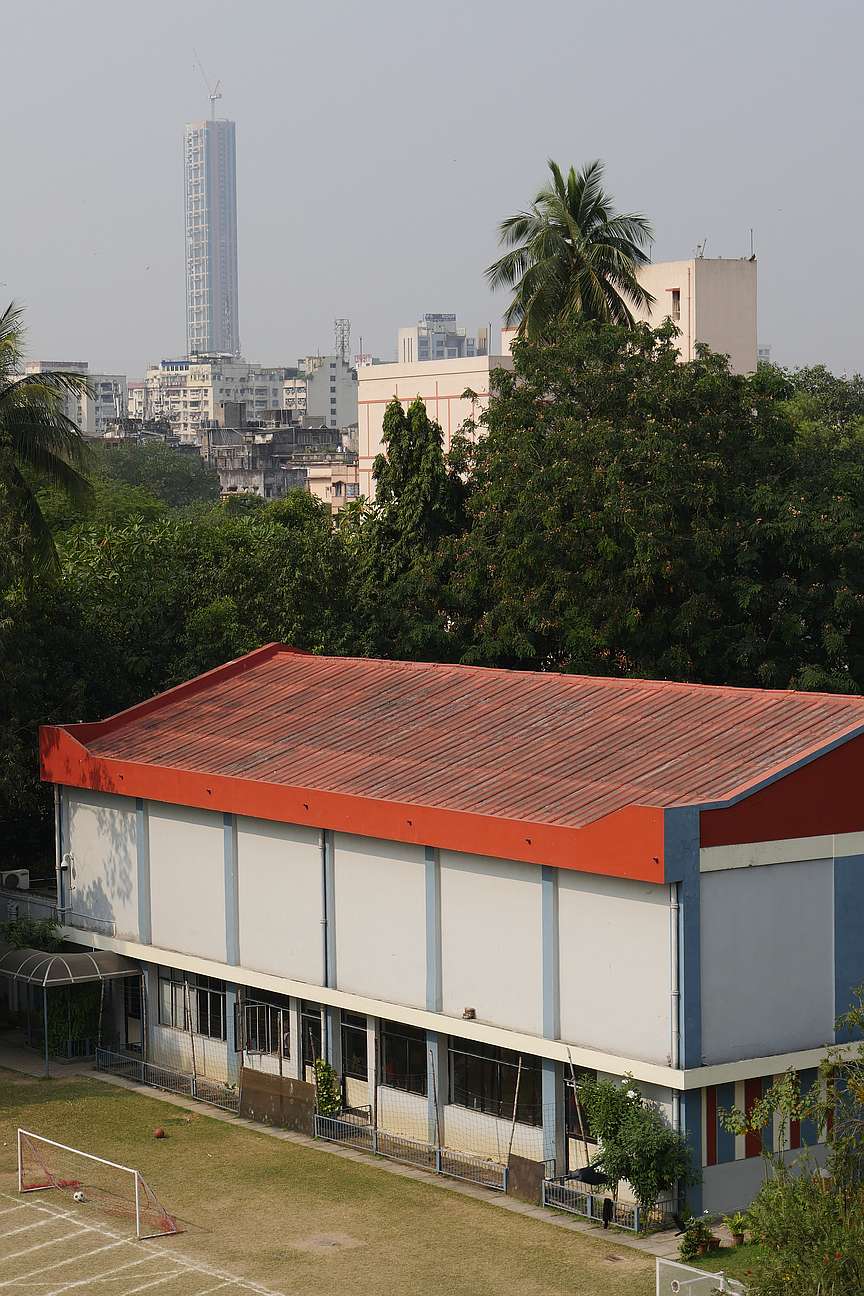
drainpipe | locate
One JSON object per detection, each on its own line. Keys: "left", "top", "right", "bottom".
{"left": 53, "top": 787, "right": 68, "bottom": 921}
{"left": 670, "top": 882, "right": 681, "bottom": 1132}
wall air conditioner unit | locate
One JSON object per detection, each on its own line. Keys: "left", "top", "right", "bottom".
{"left": 1, "top": 869, "right": 30, "bottom": 891}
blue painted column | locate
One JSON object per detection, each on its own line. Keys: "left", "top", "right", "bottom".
{"left": 225, "top": 985, "right": 240, "bottom": 1083}
{"left": 222, "top": 815, "right": 241, "bottom": 1084}
{"left": 834, "top": 853, "right": 864, "bottom": 1040}
{"left": 663, "top": 808, "right": 702, "bottom": 1068}
{"left": 223, "top": 813, "right": 239, "bottom": 965}
{"left": 425, "top": 847, "right": 444, "bottom": 1146}
{"left": 426, "top": 1031, "right": 447, "bottom": 1148}
{"left": 136, "top": 800, "right": 151, "bottom": 945}
{"left": 541, "top": 866, "right": 564, "bottom": 1170}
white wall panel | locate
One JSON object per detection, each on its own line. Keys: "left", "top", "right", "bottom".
{"left": 559, "top": 873, "right": 671, "bottom": 1064}
{"left": 701, "top": 859, "right": 833, "bottom": 1063}
{"left": 236, "top": 817, "right": 323, "bottom": 984}
{"left": 66, "top": 790, "right": 138, "bottom": 939}
{"left": 440, "top": 851, "right": 542, "bottom": 1035}
{"left": 148, "top": 804, "right": 225, "bottom": 961}
{"left": 333, "top": 834, "right": 426, "bottom": 1007}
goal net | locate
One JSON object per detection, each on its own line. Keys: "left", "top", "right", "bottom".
{"left": 17, "top": 1129, "right": 178, "bottom": 1240}
{"left": 656, "top": 1259, "right": 746, "bottom": 1295}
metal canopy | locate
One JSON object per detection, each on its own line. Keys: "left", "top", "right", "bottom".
{"left": 0, "top": 944, "right": 140, "bottom": 988}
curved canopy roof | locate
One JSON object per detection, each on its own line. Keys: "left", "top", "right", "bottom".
{"left": 0, "top": 944, "right": 140, "bottom": 987}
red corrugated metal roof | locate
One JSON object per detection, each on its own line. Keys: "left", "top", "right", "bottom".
{"left": 67, "top": 645, "right": 864, "bottom": 829}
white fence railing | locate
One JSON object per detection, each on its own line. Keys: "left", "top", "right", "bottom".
{"left": 543, "top": 1175, "right": 676, "bottom": 1233}
{"left": 96, "top": 1048, "right": 240, "bottom": 1114}
{"left": 313, "top": 1112, "right": 508, "bottom": 1191}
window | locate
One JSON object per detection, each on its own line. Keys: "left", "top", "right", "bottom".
{"left": 380, "top": 1021, "right": 426, "bottom": 1095}
{"left": 341, "top": 1012, "right": 368, "bottom": 1080}
{"left": 448, "top": 1038, "right": 542, "bottom": 1126}
{"left": 157, "top": 968, "right": 226, "bottom": 1041}
{"left": 301, "top": 1001, "right": 323, "bottom": 1066}
{"left": 670, "top": 288, "right": 681, "bottom": 322}
{"left": 565, "top": 1069, "right": 598, "bottom": 1143}
{"left": 238, "top": 992, "right": 291, "bottom": 1057}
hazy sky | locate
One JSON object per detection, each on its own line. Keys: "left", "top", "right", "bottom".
{"left": 5, "top": 0, "right": 862, "bottom": 377}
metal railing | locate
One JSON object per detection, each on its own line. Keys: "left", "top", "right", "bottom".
{"left": 96, "top": 1048, "right": 240, "bottom": 1114}
{"left": 0, "top": 888, "right": 117, "bottom": 938}
{"left": 313, "top": 1111, "right": 508, "bottom": 1191}
{"left": 542, "top": 1175, "right": 675, "bottom": 1232}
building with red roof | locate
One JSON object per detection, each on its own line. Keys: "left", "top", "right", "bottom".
{"left": 37, "top": 645, "right": 864, "bottom": 1216}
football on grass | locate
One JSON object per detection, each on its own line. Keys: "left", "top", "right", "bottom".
{"left": 73, "top": 1191, "right": 85, "bottom": 1203}
{"left": 153, "top": 1127, "right": 166, "bottom": 1139}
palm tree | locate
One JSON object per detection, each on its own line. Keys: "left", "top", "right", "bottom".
{"left": 0, "top": 302, "right": 91, "bottom": 566}
{"left": 486, "top": 159, "right": 655, "bottom": 338}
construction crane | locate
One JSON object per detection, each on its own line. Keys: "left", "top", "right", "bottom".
{"left": 193, "top": 49, "right": 223, "bottom": 120}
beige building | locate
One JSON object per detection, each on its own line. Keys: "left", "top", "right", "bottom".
{"left": 630, "top": 257, "right": 757, "bottom": 373}
{"left": 24, "top": 361, "right": 128, "bottom": 436}
{"left": 502, "top": 257, "right": 758, "bottom": 375}
{"left": 144, "top": 358, "right": 287, "bottom": 442}
{"left": 357, "top": 353, "right": 512, "bottom": 497}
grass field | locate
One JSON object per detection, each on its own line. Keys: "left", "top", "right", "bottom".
{"left": 0, "top": 1069, "right": 655, "bottom": 1296}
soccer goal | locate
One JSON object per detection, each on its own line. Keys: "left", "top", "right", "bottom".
{"left": 656, "top": 1258, "right": 746, "bottom": 1295}
{"left": 17, "top": 1129, "right": 178, "bottom": 1240}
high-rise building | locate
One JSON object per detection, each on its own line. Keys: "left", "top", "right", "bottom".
{"left": 144, "top": 357, "right": 285, "bottom": 442}
{"left": 184, "top": 118, "right": 240, "bottom": 357}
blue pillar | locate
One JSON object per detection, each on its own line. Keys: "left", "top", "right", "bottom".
{"left": 322, "top": 830, "right": 336, "bottom": 988}
{"left": 426, "top": 1030, "right": 447, "bottom": 1147}
{"left": 425, "top": 847, "right": 441, "bottom": 1013}
{"left": 136, "top": 800, "right": 151, "bottom": 945}
{"left": 663, "top": 807, "right": 702, "bottom": 1068}
{"left": 541, "top": 1057, "right": 564, "bottom": 1169}
{"left": 223, "top": 813, "right": 239, "bottom": 965}
{"left": 225, "top": 984, "right": 240, "bottom": 1083}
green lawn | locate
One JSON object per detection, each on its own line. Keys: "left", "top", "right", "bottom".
{"left": 690, "top": 1241, "right": 763, "bottom": 1284}
{"left": 0, "top": 1068, "right": 655, "bottom": 1296}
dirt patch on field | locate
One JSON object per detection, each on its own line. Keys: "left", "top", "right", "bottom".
{"left": 292, "top": 1232, "right": 364, "bottom": 1253}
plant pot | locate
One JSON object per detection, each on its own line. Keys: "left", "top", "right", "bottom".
{"left": 697, "top": 1243, "right": 709, "bottom": 1256}
{"left": 732, "top": 1233, "right": 746, "bottom": 1247}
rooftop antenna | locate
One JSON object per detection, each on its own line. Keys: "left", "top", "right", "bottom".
{"left": 334, "top": 318, "right": 350, "bottom": 365}
{"left": 193, "top": 49, "right": 223, "bottom": 120}
{"left": 695, "top": 238, "right": 708, "bottom": 259}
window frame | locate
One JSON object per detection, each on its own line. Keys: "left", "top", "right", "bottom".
{"left": 448, "top": 1037, "right": 543, "bottom": 1127}
{"left": 380, "top": 1021, "right": 427, "bottom": 1096}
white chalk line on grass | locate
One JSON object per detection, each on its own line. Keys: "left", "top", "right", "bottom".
{"left": 40, "top": 1255, "right": 164, "bottom": 1296}
{"left": 0, "top": 1192, "right": 287, "bottom": 1296}
{"left": 0, "top": 1213, "right": 65, "bottom": 1239}
{"left": 0, "top": 1238, "right": 126, "bottom": 1287}
{"left": 0, "top": 1229, "right": 91, "bottom": 1266}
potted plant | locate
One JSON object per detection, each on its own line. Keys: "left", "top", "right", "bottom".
{"left": 679, "top": 1216, "right": 715, "bottom": 1261}
{"left": 724, "top": 1210, "right": 749, "bottom": 1246}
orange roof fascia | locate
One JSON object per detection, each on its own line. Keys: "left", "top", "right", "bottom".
{"left": 39, "top": 724, "right": 665, "bottom": 883}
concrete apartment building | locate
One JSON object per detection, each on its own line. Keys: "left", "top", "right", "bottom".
{"left": 200, "top": 404, "right": 358, "bottom": 511}
{"left": 144, "top": 357, "right": 286, "bottom": 443}
{"left": 397, "top": 314, "right": 489, "bottom": 364}
{"left": 184, "top": 118, "right": 240, "bottom": 357}
{"left": 24, "top": 362, "right": 128, "bottom": 436}
{"left": 36, "top": 647, "right": 864, "bottom": 1216}
{"left": 300, "top": 355, "right": 358, "bottom": 431}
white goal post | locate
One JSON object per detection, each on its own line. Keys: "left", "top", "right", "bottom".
{"left": 17, "top": 1128, "right": 178, "bottom": 1240}
{"left": 656, "top": 1258, "right": 745, "bottom": 1295}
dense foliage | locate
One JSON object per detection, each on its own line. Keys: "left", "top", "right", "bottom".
{"left": 719, "top": 994, "right": 864, "bottom": 1295}
{"left": 5, "top": 317, "right": 864, "bottom": 876}
{"left": 578, "top": 1074, "right": 695, "bottom": 1220}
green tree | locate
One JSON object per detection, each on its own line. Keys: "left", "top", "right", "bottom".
{"left": 486, "top": 159, "right": 654, "bottom": 338}
{"left": 578, "top": 1074, "right": 695, "bottom": 1224}
{"left": 353, "top": 397, "right": 465, "bottom": 657}
{"left": 0, "top": 303, "right": 90, "bottom": 565}
{"left": 94, "top": 440, "right": 220, "bottom": 507}
{"left": 720, "top": 993, "right": 864, "bottom": 1295}
{"left": 37, "top": 476, "right": 167, "bottom": 531}
{"left": 451, "top": 320, "right": 864, "bottom": 690}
